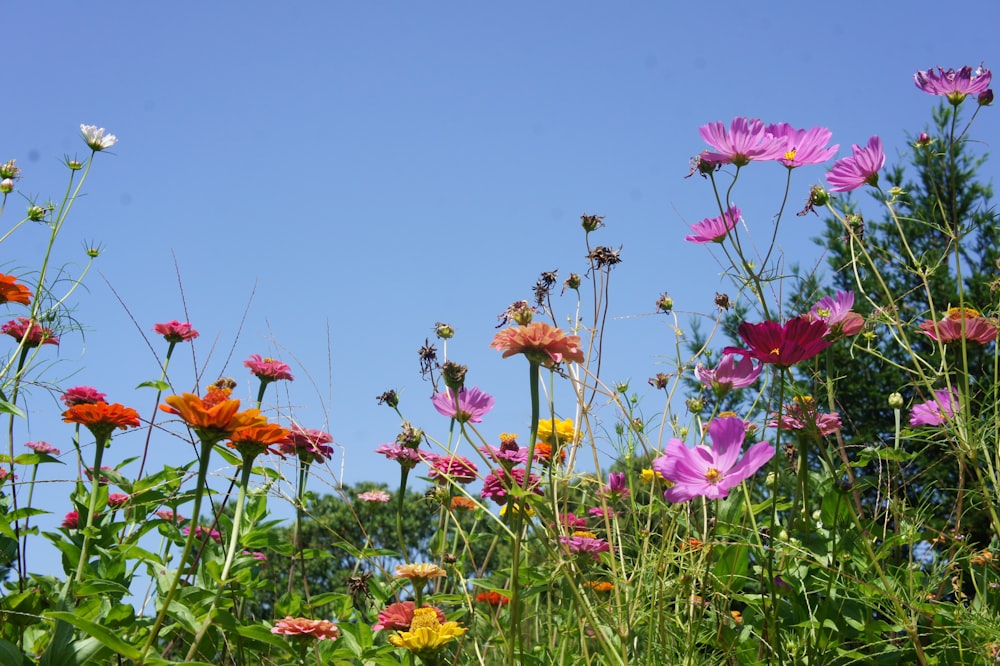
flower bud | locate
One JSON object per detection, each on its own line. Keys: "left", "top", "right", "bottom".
{"left": 648, "top": 373, "right": 669, "bottom": 390}
{"left": 27, "top": 205, "right": 46, "bottom": 221}
{"left": 0, "top": 179, "right": 13, "bottom": 194}
{"left": 656, "top": 293, "right": 673, "bottom": 313}
{"left": 67, "top": 159, "right": 83, "bottom": 171}
{"left": 615, "top": 381, "right": 629, "bottom": 394}
{"left": 686, "top": 398, "right": 704, "bottom": 413}
{"left": 808, "top": 184, "right": 830, "bottom": 207}
{"left": 888, "top": 392, "right": 904, "bottom": 409}
{"left": 511, "top": 302, "right": 533, "bottom": 326}
{"left": 434, "top": 322, "right": 455, "bottom": 339}
{"left": 564, "top": 273, "right": 581, "bottom": 291}
{"left": 0, "top": 160, "right": 19, "bottom": 179}
{"left": 441, "top": 361, "right": 467, "bottom": 391}
{"left": 979, "top": 89, "right": 994, "bottom": 106}
{"left": 580, "top": 213, "right": 605, "bottom": 233}
{"left": 916, "top": 132, "right": 932, "bottom": 147}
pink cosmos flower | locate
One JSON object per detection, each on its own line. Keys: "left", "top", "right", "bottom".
{"left": 558, "top": 512, "right": 588, "bottom": 529}
{"left": 279, "top": 426, "right": 335, "bottom": 463}
{"left": 357, "top": 489, "right": 392, "bottom": 503}
{"left": 244, "top": 354, "right": 294, "bottom": 382}
{"left": 807, "top": 291, "right": 864, "bottom": 339}
{"left": 726, "top": 317, "right": 832, "bottom": 368}
{"left": 2, "top": 317, "right": 59, "bottom": 347}
{"left": 918, "top": 308, "right": 997, "bottom": 345}
{"left": 825, "top": 136, "right": 885, "bottom": 192}
{"left": 426, "top": 453, "right": 478, "bottom": 485}
{"left": 685, "top": 206, "right": 741, "bottom": 244}
{"left": 588, "top": 506, "right": 620, "bottom": 519}
{"left": 598, "top": 472, "right": 630, "bottom": 501}
{"left": 698, "top": 117, "right": 787, "bottom": 167}
{"left": 153, "top": 320, "right": 199, "bottom": 343}
{"left": 61, "top": 386, "right": 108, "bottom": 407}
{"left": 769, "top": 396, "right": 842, "bottom": 436}
{"left": 430, "top": 387, "right": 495, "bottom": 424}
{"left": 652, "top": 416, "right": 774, "bottom": 503}
{"left": 481, "top": 467, "right": 542, "bottom": 504}
{"left": 107, "top": 493, "right": 130, "bottom": 508}
{"left": 375, "top": 442, "right": 423, "bottom": 469}
{"left": 694, "top": 352, "right": 762, "bottom": 397}
{"left": 25, "top": 441, "right": 60, "bottom": 456}
{"left": 909, "top": 389, "right": 960, "bottom": 427}
{"left": 765, "top": 123, "right": 839, "bottom": 169}
{"left": 914, "top": 65, "right": 992, "bottom": 105}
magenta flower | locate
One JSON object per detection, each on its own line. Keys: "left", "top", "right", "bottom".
{"left": 698, "top": 117, "right": 787, "bottom": 167}
{"left": 25, "top": 441, "right": 60, "bottom": 456}
{"left": 153, "top": 320, "right": 199, "bottom": 343}
{"left": 357, "top": 489, "right": 392, "bottom": 503}
{"left": 909, "top": 389, "right": 960, "bottom": 427}
{"left": 375, "top": 442, "right": 423, "bottom": 469}
{"left": 560, "top": 531, "right": 612, "bottom": 558}
{"left": 244, "top": 354, "right": 294, "bottom": 382}
{"left": 685, "top": 206, "right": 741, "bottom": 244}
{"left": 559, "top": 512, "right": 588, "bottom": 529}
{"left": 765, "top": 123, "right": 839, "bottom": 168}
{"left": 807, "top": 291, "right": 864, "bottom": 338}
{"left": 914, "top": 65, "right": 992, "bottom": 105}
{"left": 426, "top": 453, "right": 478, "bottom": 485}
{"left": 183, "top": 525, "right": 223, "bottom": 543}
{"left": 61, "top": 511, "right": 80, "bottom": 530}
{"left": 2, "top": 317, "right": 59, "bottom": 347}
{"left": 588, "top": 506, "right": 620, "bottom": 519}
{"left": 481, "top": 467, "right": 542, "bottom": 504}
{"left": 598, "top": 472, "right": 630, "bottom": 501}
{"left": 825, "top": 136, "right": 885, "bottom": 192}
{"left": 694, "top": 352, "right": 762, "bottom": 397}
{"left": 726, "top": 317, "right": 832, "bottom": 368}
{"left": 652, "top": 416, "right": 774, "bottom": 503}
{"left": 61, "top": 386, "right": 108, "bottom": 407}
{"left": 430, "top": 386, "right": 495, "bottom": 424}
{"left": 769, "top": 396, "right": 842, "bottom": 436}
{"left": 280, "top": 426, "right": 335, "bottom": 463}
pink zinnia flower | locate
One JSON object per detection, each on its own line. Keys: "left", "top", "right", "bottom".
{"left": 560, "top": 531, "right": 612, "bottom": 558}
{"left": 491, "top": 322, "right": 585, "bottom": 368}
{"left": 698, "top": 117, "right": 788, "bottom": 167}
{"left": 766, "top": 123, "right": 839, "bottom": 169}
{"left": 183, "top": 525, "right": 223, "bottom": 542}
{"left": 915, "top": 64, "right": 992, "bottom": 105}
{"left": 375, "top": 442, "right": 423, "bottom": 469}
{"left": 244, "top": 354, "right": 294, "bottom": 382}
{"left": 357, "top": 489, "right": 392, "bottom": 503}
{"left": 2, "top": 317, "right": 58, "bottom": 347}
{"left": 372, "top": 601, "right": 446, "bottom": 632}
{"left": 155, "top": 509, "right": 186, "bottom": 522}
{"left": 25, "top": 441, "right": 60, "bottom": 456}
{"left": 588, "top": 506, "right": 620, "bottom": 519}
{"left": 481, "top": 467, "right": 542, "bottom": 504}
{"left": 479, "top": 434, "right": 529, "bottom": 468}
{"left": 769, "top": 396, "right": 841, "bottom": 436}
{"left": 279, "top": 426, "right": 335, "bottom": 464}
{"left": 430, "top": 386, "right": 495, "bottom": 424}
{"left": 685, "top": 206, "right": 741, "bottom": 244}
{"left": 694, "top": 352, "right": 762, "bottom": 397}
{"left": 61, "top": 386, "right": 108, "bottom": 407}
{"left": 153, "top": 320, "right": 199, "bottom": 343}
{"left": 426, "top": 453, "right": 478, "bottom": 485}
{"left": 558, "top": 512, "right": 588, "bottom": 529}
{"left": 107, "top": 493, "right": 130, "bottom": 508}
{"left": 271, "top": 617, "right": 341, "bottom": 641}
{"left": 652, "top": 416, "right": 774, "bottom": 503}
{"left": 825, "top": 136, "right": 885, "bottom": 192}
{"left": 909, "top": 389, "right": 960, "bottom": 427}
{"left": 61, "top": 510, "right": 80, "bottom": 529}
{"left": 807, "top": 291, "right": 864, "bottom": 339}
{"left": 726, "top": 317, "right": 832, "bottom": 368}
{"left": 918, "top": 308, "right": 997, "bottom": 345}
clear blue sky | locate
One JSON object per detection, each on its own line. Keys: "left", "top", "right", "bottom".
{"left": 4, "top": 2, "right": 998, "bottom": 565}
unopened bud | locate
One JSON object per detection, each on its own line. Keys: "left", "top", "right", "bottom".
{"left": 564, "top": 273, "right": 581, "bottom": 291}
{"left": 888, "top": 392, "right": 904, "bottom": 409}
{"left": 511, "top": 302, "right": 533, "bottom": 326}
{"left": 656, "top": 293, "right": 673, "bottom": 313}
{"left": 979, "top": 89, "right": 994, "bottom": 106}
{"left": 27, "top": 205, "right": 46, "bottom": 221}
{"left": 580, "top": 213, "right": 605, "bottom": 233}
{"left": 0, "top": 160, "right": 19, "bottom": 179}
{"left": 441, "top": 361, "right": 467, "bottom": 391}
{"left": 67, "top": 159, "right": 83, "bottom": 171}
{"left": 686, "top": 398, "right": 704, "bottom": 413}
{"left": 615, "top": 381, "right": 629, "bottom": 394}
{"left": 916, "top": 132, "right": 932, "bottom": 147}
{"left": 434, "top": 322, "right": 455, "bottom": 339}
{"left": 0, "top": 179, "right": 13, "bottom": 194}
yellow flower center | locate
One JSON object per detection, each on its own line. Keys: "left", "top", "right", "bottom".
{"left": 705, "top": 468, "right": 721, "bottom": 483}
{"left": 947, "top": 307, "right": 981, "bottom": 320}
{"left": 718, "top": 411, "right": 738, "bottom": 419}
{"left": 409, "top": 608, "right": 440, "bottom": 632}
{"left": 770, "top": 347, "right": 781, "bottom": 357}
{"left": 572, "top": 531, "right": 597, "bottom": 539}
{"left": 816, "top": 307, "right": 831, "bottom": 318}
{"left": 784, "top": 149, "right": 798, "bottom": 162}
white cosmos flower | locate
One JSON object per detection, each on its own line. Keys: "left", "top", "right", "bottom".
{"left": 80, "top": 124, "right": 118, "bottom": 151}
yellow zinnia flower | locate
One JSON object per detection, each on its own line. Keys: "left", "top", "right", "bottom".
{"left": 537, "top": 417, "right": 581, "bottom": 445}
{"left": 389, "top": 607, "right": 467, "bottom": 654}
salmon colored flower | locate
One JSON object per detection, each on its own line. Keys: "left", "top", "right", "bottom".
{"left": 271, "top": 617, "right": 341, "bottom": 641}
{"left": 227, "top": 422, "right": 289, "bottom": 459}
{"left": 0, "top": 274, "right": 32, "bottom": 305}
{"left": 373, "top": 602, "right": 447, "bottom": 632}
{"left": 244, "top": 354, "right": 294, "bottom": 382}
{"left": 394, "top": 562, "right": 447, "bottom": 585}
{"left": 585, "top": 581, "right": 614, "bottom": 593}
{"left": 727, "top": 317, "right": 832, "bottom": 368}
{"left": 160, "top": 392, "right": 265, "bottom": 442}
{"left": 61, "top": 386, "right": 107, "bottom": 407}
{"left": 2, "top": 317, "right": 58, "bottom": 347}
{"left": 491, "top": 322, "right": 585, "bottom": 367}
{"left": 63, "top": 402, "right": 141, "bottom": 441}
{"left": 919, "top": 307, "right": 997, "bottom": 345}
{"left": 153, "top": 320, "right": 199, "bottom": 343}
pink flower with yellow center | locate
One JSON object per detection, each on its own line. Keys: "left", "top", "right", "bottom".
{"left": 918, "top": 307, "right": 997, "bottom": 345}
{"left": 766, "top": 123, "right": 839, "bottom": 169}
{"left": 685, "top": 206, "right": 741, "bottom": 244}
{"left": 698, "top": 117, "right": 787, "bottom": 167}
{"left": 430, "top": 387, "right": 495, "bottom": 423}
{"left": 244, "top": 354, "right": 294, "bottom": 382}
{"left": 153, "top": 320, "right": 199, "bottom": 343}
{"left": 915, "top": 64, "right": 992, "bottom": 105}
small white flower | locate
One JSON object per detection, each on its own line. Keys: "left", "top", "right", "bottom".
{"left": 80, "top": 124, "right": 118, "bottom": 151}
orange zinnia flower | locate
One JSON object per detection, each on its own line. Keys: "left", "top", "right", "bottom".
{"left": 63, "top": 402, "right": 141, "bottom": 441}
{"left": 0, "top": 274, "right": 31, "bottom": 306}
{"left": 227, "top": 423, "right": 289, "bottom": 459}
{"left": 160, "top": 392, "right": 265, "bottom": 442}
{"left": 450, "top": 496, "right": 477, "bottom": 511}
{"left": 491, "top": 322, "right": 585, "bottom": 367}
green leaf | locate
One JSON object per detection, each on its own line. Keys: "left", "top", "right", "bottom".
{"left": 45, "top": 612, "right": 142, "bottom": 660}
{"left": 236, "top": 624, "right": 298, "bottom": 657}
{"left": 136, "top": 379, "right": 170, "bottom": 391}
{"left": 76, "top": 579, "right": 131, "bottom": 598}
{"left": 0, "top": 637, "right": 30, "bottom": 665}
{"left": 0, "top": 399, "right": 25, "bottom": 419}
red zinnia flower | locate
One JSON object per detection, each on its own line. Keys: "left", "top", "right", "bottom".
{"left": 491, "top": 322, "right": 585, "bottom": 368}
{"left": 61, "top": 386, "right": 108, "bottom": 407}
{"left": 476, "top": 590, "right": 510, "bottom": 606}
{"left": 726, "top": 317, "right": 832, "bottom": 368}
{"left": 2, "top": 317, "right": 58, "bottom": 347}
{"left": 0, "top": 274, "right": 32, "bottom": 306}
{"left": 63, "top": 402, "right": 141, "bottom": 441}
{"left": 153, "top": 320, "right": 199, "bottom": 343}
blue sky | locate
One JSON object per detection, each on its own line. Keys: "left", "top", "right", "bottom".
{"left": 4, "top": 1, "right": 998, "bottom": 570}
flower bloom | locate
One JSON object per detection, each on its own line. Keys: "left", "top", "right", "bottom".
{"left": 0, "top": 274, "right": 32, "bottom": 305}
{"left": 481, "top": 467, "right": 542, "bottom": 504}
{"left": 588, "top": 506, "right": 619, "bottom": 519}
{"left": 694, "top": 352, "right": 762, "bottom": 397}
{"left": 394, "top": 563, "right": 447, "bottom": 590}
{"left": 153, "top": 320, "right": 199, "bottom": 343}
{"left": 227, "top": 423, "right": 289, "bottom": 459}
{"left": 559, "top": 512, "right": 588, "bottom": 529}
{"left": 63, "top": 402, "right": 141, "bottom": 441}
{"left": 698, "top": 117, "right": 787, "bottom": 167}
{"left": 107, "top": 493, "right": 130, "bottom": 508}
{"left": 479, "top": 433, "right": 529, "bottom": 467}
{"left": 388, "top": 607, "right": 467, "bottom": 654}
{"left": 373, "top": 602, "right": 447, "bottom": 632}
{"left": 357, "top": 489, "right": 392, "bottom": 503}
{"left": 909, "top": 389, "right": 961, "bottom": 427}
{"left": 271, "top": 617, "right": 341, "bottom": 641}
{"left": 279, "top": 426, "right": 335, "bottom": 463}
{"left": 765, "top": 123, "right": 839, "bottom": 168}
{"left": 586, "top": 581, "right": 614, "bottom": 593}
{"left": 685, "top": 206, "right": 740, "bottom": 244}
{"left": 85, "top": 465, "right": 116, "bottom": 484}
{"left": 532, "top": 441, "right": 566, "bottom": 465}
{"left": 244, "top": 354, "right": 294, "bottom": 382}
{"left": 560, "top": 531, "right": 612, "bottom": 558}
{"left": 807, "top": 291, "right": 864, "bottom": 338}
{"left": 599, "top": 472, "right": 630, "bottom": 501}
{"left": 652, "top": 416, "right": 774, "bottom": 503}
{"left": 914, "top": 65, "right": 992, "bottom": 105}
{"left": 62, "top": 511, "right": 80, "bottom": 529}
{"left": 61, "top": 386, "right": 107, "bottom": 407}
{"left": 769, "top": 396, "right": 842, "bottom": 436}
{"left": 476, "top": 591, "right": 510, "bottom": 606}
{"left": 640, "top": 468, "right": 664, "bottom": 483}
{"left": 155, "top": 509, "right": 185, "bottom": 522}
{"left": 491, "top": 322, "right": 585, "bottom": 367}
{"left": 537, "top": 418, "right": 580, "bottom": 445}
{"left": 80, "top": 124, "right": 118, "bottom": 151}
{"left": 450, "top": 496, "right": 477, "bottom": 511}
{"left": 2, "top": 317, "right": 58, "bottom": 347}
{"left": 160, "top": 391, "right": 265, "bottom": 442}
{"left": 426, "top": 453, "right": 478, "bottom": 485}
{"left": 919, "top": 307, "right": 997, "bottom": 345}
{"left": 183, "top": 525, "right": 223, "bottom": 542}
{"left": 430, "top": 387, "right": 495, "bottom": 424}
{"left": 375, "top": 442, "right": 423, "bottom": 468}
{"left": 25, "top": 441, "right": 60, "bottom": 456}
{"left": 825, "top": 136, "right": 885, "bottom": 192}
{"left": 726, "top": 317, "right": 832, "bottom": 368}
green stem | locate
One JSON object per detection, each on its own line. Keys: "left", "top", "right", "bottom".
{"left": 67, "top": 433, "right": 109, "bottom": 589}
{"left": 136, "top": 341, "right": 176, "bottom": 481}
